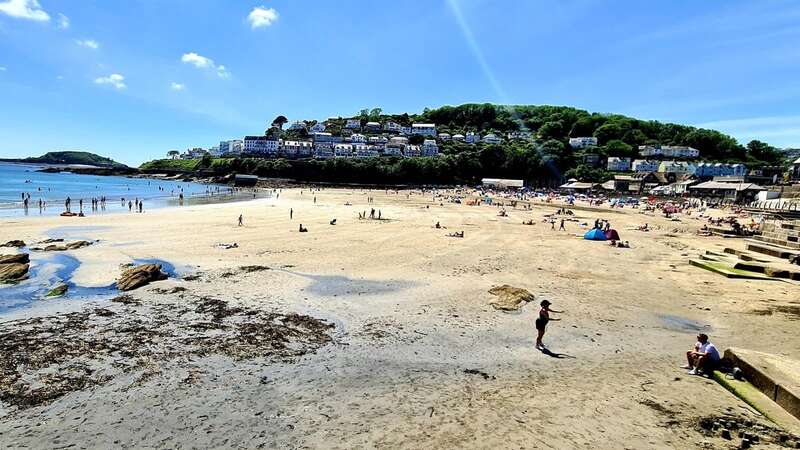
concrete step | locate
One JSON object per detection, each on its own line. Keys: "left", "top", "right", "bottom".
{"left": 746, "top": 239, "right": 800, "bottom": 259}
{"left": 753, "top": 236, "right": 800, "bottom": 249}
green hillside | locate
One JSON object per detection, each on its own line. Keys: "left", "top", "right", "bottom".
{"left": 2, "top": 151, "right": 127, "bottom": 168}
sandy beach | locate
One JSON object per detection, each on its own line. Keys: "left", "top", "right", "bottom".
{"left": 1, "top": 188, "right": 799, "bottom": 448}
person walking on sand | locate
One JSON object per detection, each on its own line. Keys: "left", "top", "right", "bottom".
{"left": 535, "top": 300, "right": 563, "bottom": 350}
{"left": 238, "top": 214, "right": 244, "bottom": 227}
{"left": 559, "top": 218, "right": 566, "bottom": 231}
{"left": 290, "top": 208, "right": 293, "bottom": 220}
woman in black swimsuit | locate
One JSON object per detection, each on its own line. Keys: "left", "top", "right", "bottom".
{"left": 535, "top": 300, "right": 563, "bottom": 350}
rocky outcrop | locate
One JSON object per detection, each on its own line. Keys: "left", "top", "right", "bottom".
{"left": 0, "top": 263, "right": 29, "bottom": 283}
{"left": 488, "top": 285, "right": 535, "bottom": 311}
{"left": 117, "top": 264, "right": 168, "bottom": 291}
{"left": 0, "top": 253, "right": 29, "bottom": 265}
{"left": 31, "top": 240, "right": 93, "bottom": 252}
{"left": 46, "top": 284, "right": 69, "bottom": 298}
{"left": 1, "top": 240, "right": 26, "bottom": 248}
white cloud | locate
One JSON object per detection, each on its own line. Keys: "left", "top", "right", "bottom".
{"left": 94, "top": 73, "right": 126, "bottom": 90}
{"left": 247, "top": 6, "right": 278, "bottom": 29}
{"left": 170, "top": 82, "right": 185, "bottom": 91}
{"left": 57, "top": 12, "right": 69, "bottom": 29}
{"left": 0, "top": 66, "right": 7, "bottom": 71}
{"left": 0, "top": 0, "right": 50, "bottom": 22}
{"left": 76, "top": 39, "right": 99, "bottom": 50}
{"left": 181, "top": 52, "right": 231, "bottom": 78}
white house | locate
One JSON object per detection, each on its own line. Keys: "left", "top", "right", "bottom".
{"left": 365, "top": 122, "right": 381, "bottom": 132}
{"left": 287, "top": 121, "right": 307, "bottom": 131}
{"left": 508, "top": 131, "right": 533, "bottom": 140}
{"left": 244, "top": 136, "right": 280, "bottom": 155}
{"left": 334, "top": 143, "right": 353, "bottom": 158}
{"left": 368, "top": 136, "right": 388, "bottom": 144}
{"left": 607, "top": 157, "right": 632, "bottom": 172}
{"left": 452, "top": 134, "right": 465, "bottom": 142}
{"left": 350, "top": 133, "right": 367, "bottom": 144}
{"left": 281, "top": 140, "right": 313, "bottom": 158}
{"left": 310, "top": 122, "right": 326, "bottom": 132}
{"left": 412, "top": 123, "right": 437, "bottom": 136}
{"left": 632, "top": 159, "right": 660, "bottom": 173}
{"left": 400, "top": 126, "right": 413, "bottom": 135}
{"left": 219, "top": 139, "right": 243, "bottom": 156}
{"left": 640, "top": 145, "right": 700, "bottom": 159}
{"left": 438, "top": 133, "right": 451, "bottom": 141}
{"left": 312, "top": 132, "right": 335, "bottom": 143}
{"left": 465, "top": 132, "right": 480, "bottom": 144}
{"left": 404, "top": 145, "right": 421, "bottom": 157}
{"left": 345, "top": 119, "right": 361, "bottom": 129}
{"left": 383, "top": 145, "right": 403, "bottom": 156}
{"left": 695, "top": 162, "right": 748, "bottom": 178}
{"left": 482, "top": 133, "right": 502, "bottom": 144}
{"left": 355, "top": 144, "right": 379, "bottom": 158}
{"left": 658, "top": 160, "right": 696, "bottom": 175}
{"left": 389, "top": 136, "right": 409, "bottom": 146}
{"left": 569, "top": 137, "right": 598, "bottom": 149}
{"left": 384, "top": 121, "right": 402, "bottom": 132}
{"left": 422, "top": 139, "right": 439, "bottom": 156}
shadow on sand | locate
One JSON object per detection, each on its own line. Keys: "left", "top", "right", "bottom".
{"left": 539, "top": 347, "right": 576, "bottom": 359}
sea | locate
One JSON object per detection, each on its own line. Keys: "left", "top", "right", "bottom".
{"left": 0, "top": 162, "right": 231, "bottom": 218}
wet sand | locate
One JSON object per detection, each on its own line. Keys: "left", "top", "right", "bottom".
{"left": 1, "top": 188, "right": 799, "bottom": 448}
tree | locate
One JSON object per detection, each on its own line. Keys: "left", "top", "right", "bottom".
{"left": 408, "top": 134, "right": 425, "bottom": 145}
{"left": 271, "top": 115, "right": 288, "bottom": 130}
{"left": 369, "top": 108, "right": 382, "bottom": 121}
{"left": 746, "top": 140, "right": 783, "bottom": 166}
{"left": 537, "top": 121, "right": 565, "bottom": 140}
{"left": 593, "top": 122, "right": 626, "bottom": 145}
{"left": 167, "top": 150, "right": 179, "bottom": 160}
{"left": 604, "top": 140, "right": 634, "bottom": 157}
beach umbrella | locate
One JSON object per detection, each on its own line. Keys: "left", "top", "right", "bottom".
{"left": 605, "top": 229, "right": 621, "bottom": 240}
{"left": 583, "top": 229, "right": 607, "bottom": 241}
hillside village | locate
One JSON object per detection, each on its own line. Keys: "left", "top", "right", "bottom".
{"left": 161, "top": 105, "right": 800, "bottom": 197}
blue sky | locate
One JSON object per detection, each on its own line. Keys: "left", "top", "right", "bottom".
{"left": 1, "top": 0, "right": 800, "bottom": 165}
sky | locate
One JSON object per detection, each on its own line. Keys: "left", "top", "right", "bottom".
{"left": 1, "top": 0, "right": 800, "bottom": 166}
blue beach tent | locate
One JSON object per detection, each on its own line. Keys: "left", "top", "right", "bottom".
{"left": 584, "top": 229, "right": 607, "bottom": 241}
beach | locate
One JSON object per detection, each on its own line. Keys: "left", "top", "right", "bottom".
{"left": 1, "top": 188, "right": 799, "bottom": 448}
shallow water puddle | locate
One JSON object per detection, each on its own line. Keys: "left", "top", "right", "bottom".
{"left": 45, "top": 225, "right": 114, "bottom": 241}
{"left": 280, "top": 270, "right": 413, "bottom": 297}
{"left": 658, "top": 314, "right": 712, "bottom": 333}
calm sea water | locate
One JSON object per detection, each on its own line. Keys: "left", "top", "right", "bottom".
{"left": 0, "top": 162, "right": 225, "bottom": 217}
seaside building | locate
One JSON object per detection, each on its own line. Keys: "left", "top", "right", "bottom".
{"left": 508, "top": 131, "right": 533, "bottom": 140}
{"left": 368, "top": 136, "right": 388, "bottom": 145}
{"left": 438, "top": 132, "right": 451, "bottom": 141}
{"left": 384, "top": 121, "right": 402, "bottom": 132}
{"left": 244, "top": 136, "right": 280, "bottom": 156}
{"left": 219, "top": 139, "right": 243, "bottom": 156}
{"left": 345, "top": 119, "right": 361, "bottom": 129}
{"left": 411, "top": 123, "right": 437, "bottom": 136}
{"left": 465, "top": 132, "right": 480, "bottom": 144}
{"left": 383, "top": 145, "right": 403, "bottom": 156}
{"left": 351, "top": 133, "right": 367, "bottom": 144}
{"left": 334, "top": 143, "right": 354, "bottom": 158}
{"left": 639, "top": 145, "right": 700, "bottom": 159}
{"left": 183, "top": 147, "right": 208, "bottom": 159}
{"left": 400, "top": 126, "right": 413, "bottom": 135}
{"left": 310, "top": 122, "right": 326, "bottom": 132}
{"left": 632, "top": 159, "right": 660, "bottom": 173}
{"left": 389, "top": 136, "right": 409, "bottom": 146}
{"left": 365, "top": 122, "right": 381, "bottom": 132}
{"left": 658, "top": 160, "right": 696, "bottom": 175}
{"left": 404, "top": 145, "right": 422, "bottom": 157}
{"left": 281, "top": 140, "right": 313, "bottom": 158}
{"left": 569, "top": 137, "right": 598, "bottom": 149}
{"left": 482, "top": 133, "right": 502, "bottom": 145}
{"left": 452, "top": 133, "right": 465, "bottom": 142}
{"left": 287, "top": 121, "right": 307, "bottom": 131}
{"left": 355, "top": 144, "right": 379, "bottom": 158}
{"left": 422, "top": 139, "right": 439, "bottom": 156}
{"left": 694, "top": 162, "right": 748, "bottom": 178}
{"left": 606, "top": 157, "right": 632, "bottom": 172}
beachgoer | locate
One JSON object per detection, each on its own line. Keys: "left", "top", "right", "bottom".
{"left": 299, "top": 224, "right": 307, "bottom": 232}
{"left": 535, "top": 300, "right": 563, "bottom": 350}
{"left": 683, "top": 333, "right": 720, "bottom": 375}
{"left": 559, "top": 219, "right": 565, "bottom": 231}
{"left": 290, "top": 208, "right": 293, "bottom": 220}
{"left": 238, "top": 214, "right": 243, "bottom": 226}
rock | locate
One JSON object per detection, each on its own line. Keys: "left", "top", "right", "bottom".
{"left": 36, "top": 240, "right": 93, "bottom": 252}
{"left": 45, "top": 283, "right": 69, "bottom": 298}
{"left": 488, "top": 285, "right": 535, "bottom": 311}
{"left": 721, "top": 429, "right": 731, "bottom": 440}
{"left": 0, "top": 240, "right": 26, "bottom": 248}
{"left": 0, "top": 253, "right": 29, "bottom": 265}
{"left": 117, "top": 264, "right": 168, "bottom": 291}
{"left": 740, "top": 438, "right": 751, "bottom": 449}
{"left": 65, "top": 240, "right": 93, "bottom": 250}
{"left": 0, "top": 263, "right": 29, "bottom": 283}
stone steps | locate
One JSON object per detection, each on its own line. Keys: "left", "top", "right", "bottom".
{"left": 746, "top": 239, "right": 800, "bottom": 259}
{"left": 753, "top": 235, "right": 800, "bottom": 249}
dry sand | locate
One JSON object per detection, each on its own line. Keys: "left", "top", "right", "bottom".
{"left": 1, "top": 188, "right": 799, "bottom": 449}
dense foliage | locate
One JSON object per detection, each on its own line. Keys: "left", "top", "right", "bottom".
{"left": 2, "top": 151, "right": 127, "bottom": 168}
{"left": 142, "top": 103, "right": 790, "bottom": 185}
